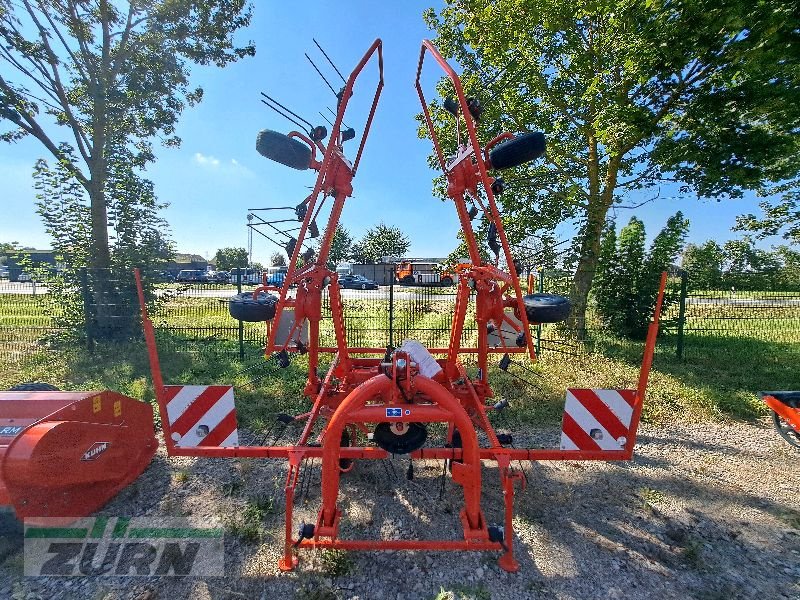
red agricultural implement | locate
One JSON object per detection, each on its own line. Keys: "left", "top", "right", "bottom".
{"left": 0, "top": 385, "right": 156, "bottom": 521}
{"left": 132, "top": 38, "right": 668, "bottom": 572}
{"left": 761, "top": 392, "right": 800, "bottom": 448}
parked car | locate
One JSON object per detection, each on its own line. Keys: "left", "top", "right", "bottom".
{"left": 266, "top": 271, "right": 287, "bottom": 287}
{"left": 175, "top": 269, "right": 209, "bottom": 283}
{"left": 339, "top": 274, "right": 379, "bottom": 290}
{"left": 206, "top": 271, "right": 229, "bottom": 283}
{"left": 0, "top": 265, "right": 8, "bottom": 279}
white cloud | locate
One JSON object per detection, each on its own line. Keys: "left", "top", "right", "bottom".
{"left": 194, "top": 152, "right": 220, "bottom": 167}
{"left": 193, "top": 153, "right": 253, "bottom": 178}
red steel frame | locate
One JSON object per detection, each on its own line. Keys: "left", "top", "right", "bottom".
{"left": 134, "top": 38, "right": 668, "bottom": 573}
{"left": 762, "top": 394, "right": 800, "bottom": 440}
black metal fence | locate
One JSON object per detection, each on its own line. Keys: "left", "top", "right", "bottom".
{"left": 664, "top": 271, "right": 800, "bottom": 359}
{"left": 1, "top": 269, "right": 798, "bottom": 365}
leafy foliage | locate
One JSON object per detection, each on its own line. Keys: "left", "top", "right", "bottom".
{"left": 595, "top": 212, "right": 688, "bottom": 338}
{"left": 735, "top": 186, "right": 800, "bottom": 247}
{"left": 0, "top": 0, "right": 255, "bottom": 269}
{"left": 683, "top": 236, "right": 800, "bottom": 290}
{"left": 32, "top": 144, "right": 172, "bottom": 338}
{"left": 423, "top": 0, "right": 800, "bottom": 334}
{"left": 681, "top": 241, "right": 724, "bottom": 289}
{"left": 269, "top": 252, "right": 286, "bottom": 267}
{"left": 0, "top": 241, "right": 19, "bottom": 265}
{"left": 351, "top": 222, "right": 410, "bottom": 264}
{"left": 214, "top": 247, "right": 249, "bottom": 271}
{"left": 445, "top": 227, "right": 489, "bottom": 270}
{"left": 317, "top": 224, "right": 353, "bottom": 269}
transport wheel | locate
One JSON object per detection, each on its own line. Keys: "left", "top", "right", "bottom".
{"left": 440, "top": 277, "right": 453, "bottom": 286}
{"left": 772, "top": 411, "right": 800, "bottom": 448}
{"left": 7, "top": 382, "right": 59, "bottom": 391}
{"left": 401, "top": 276, "right": 415, "bottom": 285}
{"left": 360, "top": 283, "right": 366, "bottom": 290}
{"left": 228, "top": 292, "right": 278, "bottom": 322}
{"left": 523, "top": 293, "right": 571, "bottom": 323}
{"left": 256, "top": 130, "right": 312, "bottom": 170}
{"left": 488, "top": 131, "right": 546, "bottom": 170}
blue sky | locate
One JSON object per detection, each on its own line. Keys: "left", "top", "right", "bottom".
{"left": 0, "top": 1, "right": 775, "bottom": 264}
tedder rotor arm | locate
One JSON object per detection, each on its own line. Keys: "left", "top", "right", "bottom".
{"left": 262, "top": 39, "right": 384, "bottom": 393}
{"left": 415, "top": 40, "right": 540, "bottom": 381}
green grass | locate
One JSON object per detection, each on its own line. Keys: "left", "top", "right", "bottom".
{"left": 319, "top": 548, "right": 354, "bottom": 578}
{"left": 2, "top": 290, "right": 798, "bottom": 426}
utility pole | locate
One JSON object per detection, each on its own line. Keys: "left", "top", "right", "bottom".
{"left": 247, "top": 213, "right": 254, "bottom": 266}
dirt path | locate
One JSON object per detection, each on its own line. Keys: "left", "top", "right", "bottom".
{"left": 1, "top": 419, "right": 798, "bottom": 600}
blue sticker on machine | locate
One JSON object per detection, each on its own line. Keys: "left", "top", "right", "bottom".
{"left": 385, "top": 408, "right": 402, "bottom": 417}
{"left": 0, "top": 425, "right": 23, "bottom": 436}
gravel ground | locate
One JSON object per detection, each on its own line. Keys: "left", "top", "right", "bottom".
{"left": 1, "top": 418, "right": 798, "bottom": 600}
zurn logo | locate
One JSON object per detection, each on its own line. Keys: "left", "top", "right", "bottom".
{"left": 24, "top": 517, "right": 224, "bottom": 576}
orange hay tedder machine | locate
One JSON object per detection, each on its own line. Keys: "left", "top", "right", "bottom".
{"left": 133, "top": 38, "right": 667, "bottom": 572}
{"left": 0, "top": 39, "right": 666, "bottom": 573}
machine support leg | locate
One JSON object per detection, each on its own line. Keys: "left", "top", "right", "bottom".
{"left": 279, "top": 459, "right": 301, "bottom": 571}
{"left": 497, "top": 465, "right": 522, "bottom": 573}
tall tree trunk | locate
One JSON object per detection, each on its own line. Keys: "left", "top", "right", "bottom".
{"left": 568, "top": 148, "right": 622, "bottom": 340}
{"left": 569, "top": 201, "right": 612, "bottom": 339}
{"left": 88, "top": 180, "right": 111, "bottom": 271}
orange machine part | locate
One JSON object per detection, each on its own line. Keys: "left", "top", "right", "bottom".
{"left": 0, "top": 390, "right": 157, "bottom": 519}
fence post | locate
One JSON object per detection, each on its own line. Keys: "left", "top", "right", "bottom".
{"left": 388, "top": 277, "right": 394, "bottom": 349}
{"left": 536, "top": 269, "right": 543, "bottom": 355}
{"left": 676, "top": 269, "right": 688, "bottom": 359}
{"left": 236, "top": 267, "right": 244, "bottom": 360}
{"left": 79, "top": 268, "right": 95, "bottom": 353}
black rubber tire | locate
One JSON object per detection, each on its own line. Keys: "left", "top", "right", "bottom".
{"left": 256, "top": 130, "right": 312, "bottom": 170}
{"left": 523, "top": 293, "right": 571, "bottom": 323}
{"left": 400, "top": 276, "right": 415, "bottom": 285}
{"left": 7, "top": 382, "right": 59, "bottom": 391}
{"left": 772, "top": 411, "right": 800, "bottom": 448}
{"left": 228, "top": 292, "right": 278, "bottom": 322}
{"left": 489, "top": 131, "right": 546, "bottom": 170}
{"left": 360, "top": 283, "right": 366, "bottom": 290}
{"left": 440, "top": 277, "right": 454, "bottom": 286}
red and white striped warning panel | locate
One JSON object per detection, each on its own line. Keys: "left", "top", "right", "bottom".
{"left": 560, "top": 388, "right": 638, "bottom": 452}
{"left": 163, "top": 385, "right": 239, "bottom": 448}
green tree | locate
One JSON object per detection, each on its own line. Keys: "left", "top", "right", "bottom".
{"left": 33, "top": 144, "right": 172, "bottom": 337}
{"left": 317, "top": 225, "right": 353, "bottom": 269}
{"left": 774, "top": 246, "right": 800, "bottom": 289}
{"left": 269, "top": 252, "right": 286, "bottom": 267}
{"left": 424, "top": 0, "right": 800, "bottom": 337}
{"left": 0, "top": 241, "right": 18, "bottom": 265}
{"left": 214, "top": 247, "right": 248, "bottom": 271}
{"left": 722, "top": 237, "right": 781, "bottom": 274}
{"left": 351, "top": 223, "right": 410, "bottom": 264}
{"left": 681, "top": 241, "right": 724, "bottom": 290}
{"left": 594, "top": 212, "right": 688, "bottom": 338}
{"left": 0, "top": 0, "right": 255, "bottom": 271}
{"left": 735, "top": 186, "right": 800, "bottom": 247}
